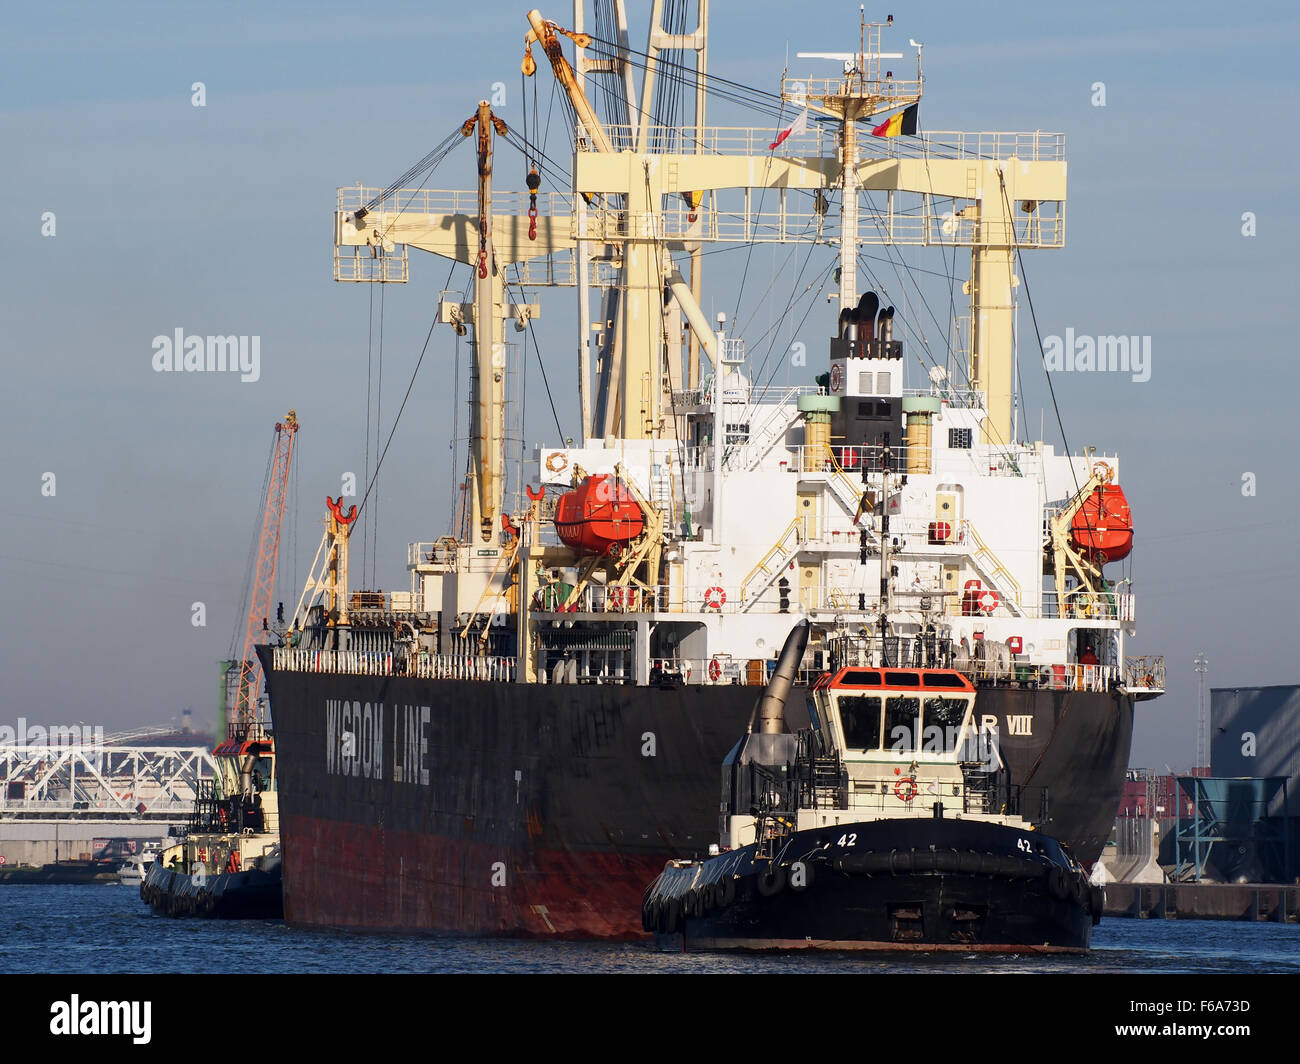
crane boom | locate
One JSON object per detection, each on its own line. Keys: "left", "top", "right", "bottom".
{"left": 232, "top": 409, "right": 299, "bottom": 731}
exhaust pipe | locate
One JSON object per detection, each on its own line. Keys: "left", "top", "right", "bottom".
{"left": 752, "top": 619, "right": 810, "bottom": 735}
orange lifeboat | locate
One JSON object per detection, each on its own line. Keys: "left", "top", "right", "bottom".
{"left": 1070, "top": 484, "right": 1133, "bottom": 564}
{"left": 553, "top": 475, "right": 645, "bottom": 556}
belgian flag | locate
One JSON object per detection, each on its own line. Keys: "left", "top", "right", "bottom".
{"left": 871, "top": 103, "right": 919, "bottom": 138}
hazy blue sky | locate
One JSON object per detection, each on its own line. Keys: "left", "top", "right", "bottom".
{"left": 2, "top": 1, "right": 1297, "bottom": 771}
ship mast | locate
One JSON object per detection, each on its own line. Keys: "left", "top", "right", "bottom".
{"left": 465, "top": 101, "right": 510, "bottom": 543}
{"left": 793, "top": 16, "right": 917, "bottom": 314}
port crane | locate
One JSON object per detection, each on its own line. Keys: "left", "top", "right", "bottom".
{"left": 229, "top": 410, "right": 299, "bottom": 732}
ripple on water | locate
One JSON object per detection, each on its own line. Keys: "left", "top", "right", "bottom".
{"left": 2, "top": 885, "right": 1296, "bottom": 974}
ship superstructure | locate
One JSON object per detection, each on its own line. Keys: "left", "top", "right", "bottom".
{"left": 260, "top": 4, "right": 1163, "bottom": 937}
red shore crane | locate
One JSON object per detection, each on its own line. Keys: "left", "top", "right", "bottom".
{"left": 231, "top": 410, "right": 299, "bottom": 732}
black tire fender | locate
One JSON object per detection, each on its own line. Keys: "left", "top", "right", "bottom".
{"left": 756, "top": 866, "right": 786, "bottom": 896}
{"left": 716, "top": 876, "right": 736, "bottom": 907}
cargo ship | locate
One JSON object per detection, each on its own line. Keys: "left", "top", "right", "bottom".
{"left": 259, "top": 4, "right": 1163, "bottom": 937}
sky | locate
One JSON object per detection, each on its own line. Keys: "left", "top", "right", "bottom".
{"left": 2, "top": 0, "right": 1298, "bottom": 771}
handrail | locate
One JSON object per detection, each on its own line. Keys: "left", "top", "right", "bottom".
{"left": 739, "top": 517, "right": 804, "bottom": 603}
{"left": 964, "top": 522, "right": 1024, "bottom": 613}
{"left": 270, "top": 646, "right": 517, "bottom": 682}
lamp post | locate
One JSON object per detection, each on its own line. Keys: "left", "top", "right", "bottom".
{"left": 1194, "top": 652, "right": 1209, "bottom": 773}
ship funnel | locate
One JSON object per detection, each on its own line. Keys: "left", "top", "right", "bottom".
{"left": 753, "top": 620, "right": 810, "bottom": 735}
{"left": 857, "top": 291, "right": 879, "bottom": 342}
{"left": 878, "top": 305, "right": 895, "bottom": 345}
{"left": 839, "top": 307, "right": 856, "bottom": 342}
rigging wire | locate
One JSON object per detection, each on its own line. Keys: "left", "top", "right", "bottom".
{"left": 362, "top": 126, "right": 467, "bottom": 212}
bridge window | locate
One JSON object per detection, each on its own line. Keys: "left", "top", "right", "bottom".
{"left": 923, "top": 697, "right": 968, "bottom": 731}
{"left": 885, "top": 696, "right": 921, "bottom": 751}
{"left": 838, "top": 695, "right": 883, "bottom": 750}
{"left": 838, "top": 669, "right": 882, "bottom": 686}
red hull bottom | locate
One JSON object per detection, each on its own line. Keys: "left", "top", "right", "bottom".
{"left": 283, "top": 813, "right": 661, "bottom": 939}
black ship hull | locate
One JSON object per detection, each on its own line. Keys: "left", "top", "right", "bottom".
{"left": 644, "top": 818, "right": 1099, "bottom": 952}
{"left": 260, "top": 657, "right": 1133, "bottom": 937}
{"left": 141, "top": 860, "right": 283, "bottom": 920}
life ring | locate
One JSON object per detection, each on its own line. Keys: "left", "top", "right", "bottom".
{"left": 703, "top": 586, "right": 726, "bottom": 610}
{"left": 545, "top": 451, "right": 568, "bottom": 473}
{"left": 978, "top": 589, "right": 999, "bottom": 614}
{"left": 708, "top": 657, "right": 723, "bottom": 682}
{"left": 1091, "top": 460, "right": 1113, "bottom": 483}
{"left": 894, "top": 776, "right": 919, "bottom": 802}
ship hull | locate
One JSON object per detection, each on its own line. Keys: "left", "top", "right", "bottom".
{"left": 261, "top": 660, "right": 1133, "bottom": 937}
{"left": 645, "top": 818, "right": 1098, "bottom": 952}
{"left": 141, "top": 859, "right": 283, "bottom": 919}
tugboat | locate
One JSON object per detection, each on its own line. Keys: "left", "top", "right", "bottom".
{"left": 141, "top": 722, "right": 282, "bottom": 919}
{"left": 642, "top": 621, "right": 1101, "bottom": 951}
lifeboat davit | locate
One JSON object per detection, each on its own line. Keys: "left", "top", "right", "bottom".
{"left": 553, "top": 475, "right": 645, "bottom": 556}
{"left": 1070, "top": 484, "right": 1133, "bottom": 565}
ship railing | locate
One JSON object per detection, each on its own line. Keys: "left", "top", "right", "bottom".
{"left": 269, "top": 646, "right": 516, "bottom": 683}
{"left": 782, "top": 444, "right": 909, "bottom": 476}
{"left": 1036, "top": 590, "right": 1134, "bottom": 622}
{"left": 578, "top": 121, "right": 1064, "bottom": 164}
{"left": 527, "top": 579, "right": 1133, "bottom": 626}
{"left": 1124, "top": 655, "right": 1166, "bottom": 692}
{"left": 966, "top": 661, "right": 1119, "bottom": 692}
{"left": 339, "top": 185, "right": 573, "bottom": 221}
{"left": 672, "top": 383, "right": 818, "bottom": 408}
{"left": 407, "top": 541, "right": 459, "bottom": 573}
{"left": 648, "top": 658, "right": 821, "bottom": 687}
{"left": 901, "top": 386, "right": 986, "bottom": 409}
{"left": 837, "top": 771, "right": 1026, "bottom": 818}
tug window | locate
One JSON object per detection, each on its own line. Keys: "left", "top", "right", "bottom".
{"left": 885, "top": 696, "right": 921, "bottom": 751}
{"left": 923, "top": 697, "right": 968, "bottom": 731}
{"left": 838, "top": 696, "right": 883, "bottom": 750}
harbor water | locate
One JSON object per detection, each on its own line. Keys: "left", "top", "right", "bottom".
{"left": 4, "top": 884, "right": 1297, "bottom": 975}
